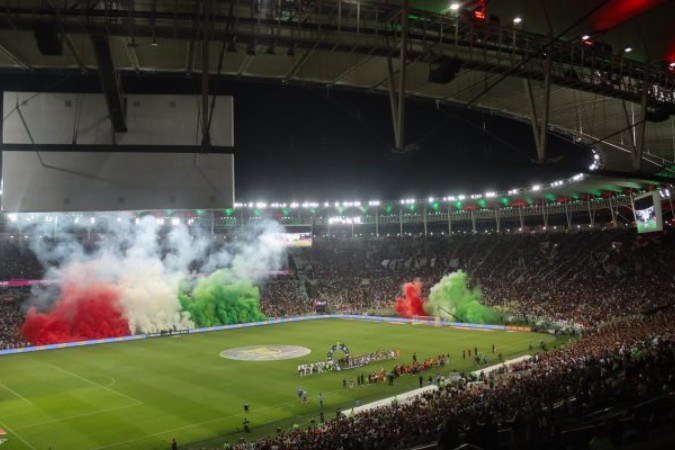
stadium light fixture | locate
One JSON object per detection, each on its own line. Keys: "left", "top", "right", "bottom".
{"left": 670, "top": 62, "right": 675, "bottom": 68}
{"left": 324, "top": 202, "right": 330, "bottom": 207}
{"left": 90, "top": 217, "right": 96, "bottom": 224}
{"left": 572, "top": 173, "right": 584, "bottom": 181}
{"left": 512, "top": 17, "right": 522, "bottom": 25}
{"left": 485, "top": 192, "right": 496, "bottom": 198}
{"left": 449, "top": 2, "right": 460, "bottom": 11}
{"left": 256, "top": 202, "right": 267, "bottom": 209}
{"left": 623, "top": 47, "right": 632, "bottom": 53}
{"left": 581, "top": 35, "right": 590, "bottom": 41}
{"left": 508, "top": 189, "right": 519, "bottom": 195}
{"left": 368, "top": 200, "right": 380, "bottom": 206}
{"left": 428, "top": 197, "right": 434, "bottom": 203}
{"left": 157, "top": 217, "right": 165, "bottom": 225}
{"left": 291, "top": 202, "right": 299, "bottom": 209}
{"left": 171, "top": 217, "right": 180, "bottom": 226}
{"left": 532, "top": 185, "right": 541, "bottom": 191}
{"left": 448, "top": 196, "right": 456, "bottom": 201}
{"left": 458, "top": 195, "right": 466, "bottom": 200}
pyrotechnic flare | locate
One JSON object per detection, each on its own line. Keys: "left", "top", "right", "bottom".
{"left": 20, "top": 273, "right": 129, "bottom": 345}
{"left": 15, "top": 214, "right": 284, "bottom": 344}
{"left": 394, "top": 279, "right": 427, "bottom": 318}
{"left": 178, "top": 268, "right": 266, "bottom": 327}
{"left": 424, "top": 270, "right": 500, "bottom": 324}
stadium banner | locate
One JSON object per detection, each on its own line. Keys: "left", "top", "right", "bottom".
{"left": 0, "top": 334, "right": 146, "bottom": 356}
{"left": 505, "top": 325, "right": 532, "bottom": 332}
{"left": 0, "top": 279, "right": 54, "bottom": 288}
{"left": 0, "top": 315, "right": 513, "bottom": 357}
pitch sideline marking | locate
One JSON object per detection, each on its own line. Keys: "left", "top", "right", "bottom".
{"left": 0, "top": 380, "right": 33, "bottom": 405}
{"left": 44, "top": 363, "right": 144, "bottom": 406}
{"left": 91, "top": 390, "right": 344, "bottom": 450}
{"left": 0, "top": 418, "right": 36, "bottom": 450}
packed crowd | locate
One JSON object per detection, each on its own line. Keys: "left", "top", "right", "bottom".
{"left": 259, "top": 280, "right": 312, "bottom": 318}
{"left": 235, "top": 309, "right": 675, "bottom": 450}
{"left": 0, "top": 300, "right": 28, "bottom": 349}
{"left": 0, "top": 229, "right": 673, "bottom": 348}
{"left": 299, "top": 230, "right": 675, "bottom": 326}
{"left": 0, "top": 239, "right": 43, "bottom": 281}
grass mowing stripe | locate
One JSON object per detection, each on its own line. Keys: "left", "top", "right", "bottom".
{"left": 92, "top": 389, "right": 347, "bottom": 450}
{"left": 16, "top": 403, "right": 141, "bottom": 430}
{"left": 0, "top": 380, "right": 32, "bottom": 405}
{"left": 43, "top": 362, "right": 144, "bottom": 406}
{"left": 0, "top": 418, "right": 36, "bottom": 450}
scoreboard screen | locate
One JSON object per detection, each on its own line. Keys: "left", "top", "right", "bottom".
{"left": 634, "top": 191, "right": 662, "bottom": 234}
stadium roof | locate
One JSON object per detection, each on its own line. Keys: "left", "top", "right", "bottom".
{"left": 0, "top": 1, "right": 673, "bottom": 175}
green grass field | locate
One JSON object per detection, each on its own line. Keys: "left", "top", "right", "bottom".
{"left": 0, "top": 319, "right": 561, "bottom": 450}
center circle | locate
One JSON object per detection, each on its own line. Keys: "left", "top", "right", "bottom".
{"left": 220, "top": 345, "right": 311, "bottom": 361}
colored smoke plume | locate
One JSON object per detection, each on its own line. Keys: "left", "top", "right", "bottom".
{"left": 424, "top": 270, "right": 500, "bottom": 324}
{"left": 14, "top": 213, "right": 285, "bottom": 344}
{"left": 179, "top": 269, "right": 266, "bottom": 327}
{"left": 20, "top": 276, "right": 129, "bottom": 345}
{"left": 394, "top": 279, "right": 427, "bottom": 318}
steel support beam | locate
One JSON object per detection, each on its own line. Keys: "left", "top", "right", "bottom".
{"left": 0, "top": 42, "right": 31, "bottom": 71}
{"left": 538, "top": 45, "right": 553, "bottom": 163}
{"left": 201, "top": 0, "right": 213, "bottom": 149}
{"left": 394, "top": 0, "right": 408, "bottom": 153}
{"left": 90, "top": 34, "right": 127, "bottom": 133}
{"left": 634, "top": 70, "right": 650, "bottom": 171}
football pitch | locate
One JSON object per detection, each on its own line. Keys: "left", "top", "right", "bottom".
{"left": 0, "top": 319, "right": 560, "bottom": 450}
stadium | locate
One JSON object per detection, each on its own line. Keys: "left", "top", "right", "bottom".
{"left": 0, "top": 1, "right": 674, "bottom": 450}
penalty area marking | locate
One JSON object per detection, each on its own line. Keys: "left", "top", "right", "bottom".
{"left": 220, "top": 345, "right": 311, "bottom": 361}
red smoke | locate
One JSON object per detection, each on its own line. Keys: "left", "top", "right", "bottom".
{"left": 394, "top": 280, "right": 427, "bottom": 318}
{"left": 20, "top": 282, "right": 130, "bottom": 345}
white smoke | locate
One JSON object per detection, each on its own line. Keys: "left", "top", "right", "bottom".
{"left": 11, "top": 212, "right": 287, "bottom": 334}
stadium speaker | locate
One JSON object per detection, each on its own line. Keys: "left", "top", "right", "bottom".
{"left": 645, "top": 102, "right": 675, "bottom": 123}
{"left": 428, "top": 57, "right": 462, "bottom": 84}
{"left": 33, "top": 22, "right": 63, "bottom": 56}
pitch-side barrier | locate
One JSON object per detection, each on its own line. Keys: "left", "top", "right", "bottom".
{"left": 0, "top": 314, "right": 530, "bottom": 356}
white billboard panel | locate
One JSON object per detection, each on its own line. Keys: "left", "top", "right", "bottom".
{"left": 2, "top": 92, "right": 233, "bottom": 147}
{"left": 1, "top": 151, "right": 234, "bottom": 212}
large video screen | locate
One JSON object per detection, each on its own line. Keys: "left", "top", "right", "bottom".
{"left": 276, "top": 232, "right": 313, "bottom": 247}
{"left": 634, "top": 191, "right": 662, "bottom": 234}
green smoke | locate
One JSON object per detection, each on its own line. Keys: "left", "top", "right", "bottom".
{"left": 424, "top": 270, "right": 500, "bottom": 324}
{"left": 179, "top": 270, "right": 266, "bottom": 328}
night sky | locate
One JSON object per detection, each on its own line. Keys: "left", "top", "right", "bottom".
{"left": 232, "top": 80, "right": 590, "bottom": 202}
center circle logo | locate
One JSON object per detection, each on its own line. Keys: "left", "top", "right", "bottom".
{"left": 220, "top": 345, "right": 311, "bottom": 361}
